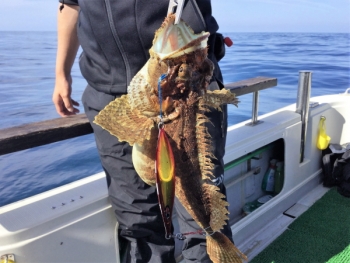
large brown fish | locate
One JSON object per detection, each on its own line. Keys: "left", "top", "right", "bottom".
{"left": 94, "top": 14, "right": 247, "bottom": 263}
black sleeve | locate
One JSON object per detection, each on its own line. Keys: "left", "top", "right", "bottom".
{"left": 58, "top": 0, "right": 79, "bottom": 5}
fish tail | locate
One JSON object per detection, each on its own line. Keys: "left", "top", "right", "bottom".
{"left": 207, "top": 232, "right": 247, "bottom": 263}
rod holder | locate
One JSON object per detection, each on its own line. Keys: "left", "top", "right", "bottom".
{"left": 296, "top": 71, "right": 312, "bottom": 163}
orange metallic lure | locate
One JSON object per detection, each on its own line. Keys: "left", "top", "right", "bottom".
{"left": 155, "top": 127, "right": 175, "bottom": 238}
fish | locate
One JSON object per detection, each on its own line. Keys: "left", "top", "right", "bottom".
{"left": 94, "top": 14, "right": 247, "bottom": 263}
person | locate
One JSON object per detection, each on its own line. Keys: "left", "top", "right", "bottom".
{"left": 53, "top": 1, "right": 233, "bottom": 262}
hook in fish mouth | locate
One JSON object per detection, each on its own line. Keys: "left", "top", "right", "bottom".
{"left": 151, "top": 14, "right": 210, "bottom": 61}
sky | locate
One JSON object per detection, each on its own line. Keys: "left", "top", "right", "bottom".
{"left": 0, "top": 0, "right": 349, "bottom": 33}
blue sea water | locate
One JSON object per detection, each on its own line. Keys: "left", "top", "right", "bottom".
{"left": 0, "top": 31, "right": 349, "bottom": 207}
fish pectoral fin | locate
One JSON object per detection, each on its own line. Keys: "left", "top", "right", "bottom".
{"left": 207, "top": 233, "right": 247, "bottom": 263}
{"left": 94, "top": 94, "right": 154, "bottom": 146}
{"left": 202, "top": 89, "right": 239, "bottom": 110}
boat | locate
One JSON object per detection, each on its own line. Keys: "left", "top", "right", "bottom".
{"left": 1, "top": 72, "right": 349, "bottom": 263}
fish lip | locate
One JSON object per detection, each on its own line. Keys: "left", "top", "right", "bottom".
{"left": 151, "top": 14, "right": 210, "bottom": 61}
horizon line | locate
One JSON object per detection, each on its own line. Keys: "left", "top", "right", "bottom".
{"left": 0, "top": 30, "right": 349, "bottom": 34}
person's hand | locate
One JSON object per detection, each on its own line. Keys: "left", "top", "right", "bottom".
{"left": 53, "top": 75, "right": 80, "bottom": 117}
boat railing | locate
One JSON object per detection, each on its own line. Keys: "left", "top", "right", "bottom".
{"left": 225, "top": 76, "right": 277, "bottom": 126}
{"left": 0, "top": 76, "right": 277, "bottom": 156}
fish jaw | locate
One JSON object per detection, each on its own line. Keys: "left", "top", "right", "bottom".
{"left": 150, "top": 14, "right": 210, "bottom": 61}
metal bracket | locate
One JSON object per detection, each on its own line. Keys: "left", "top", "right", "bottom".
{"left": 309, "top": 101, "right": 319, "bottom": 108}
{"left": 167, "top": 0, "right": 185, "bottom": 24}
{"left": 251, "top": 154, "right": 262, "bottom": 160}
{"left": 245, "top": 120, "right": 263, "bottom": 127}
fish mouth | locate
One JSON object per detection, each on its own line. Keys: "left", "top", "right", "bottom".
{"left": 151, "top": 14, "right": 210, "bottom": 61}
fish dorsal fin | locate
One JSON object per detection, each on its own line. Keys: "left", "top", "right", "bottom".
{"left": 196, "top": 99, "right": 215, "bottom": 180}
{"left": 202, "top": 183, "right": 229, "bottom": 232}
{"left": 196, "top": 99, "right": 229, "bottom": 231}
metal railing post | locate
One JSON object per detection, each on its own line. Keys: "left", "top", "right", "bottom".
{"left": 246, "top": 91, "right": 263, "bottom": 126}
{"left": 295, "top": 71, "right": 312, "bottom": 163}
{"left": 252, "top": 91, "right": 260, "bottom": 124}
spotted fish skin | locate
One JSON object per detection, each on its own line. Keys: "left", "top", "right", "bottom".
{"left": 94, "top": 14, "right": 246, "bottom": 263}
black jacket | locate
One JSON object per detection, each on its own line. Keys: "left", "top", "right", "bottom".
{"left": 59, "top": 0, "right": 224, "bottom": 94}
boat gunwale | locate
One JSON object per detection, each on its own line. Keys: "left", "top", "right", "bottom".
{"left": 0, "top": 76, "right": 277, "bottom": 156}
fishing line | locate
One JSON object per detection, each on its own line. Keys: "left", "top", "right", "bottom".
{"left": 158, "top": 74, "right": 167, "bottom": 121}
{"left": 169, "top": 227, "right": 217, "bottom": 240}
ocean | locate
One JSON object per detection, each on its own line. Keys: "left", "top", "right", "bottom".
{"left": 0, "top": 32, "right": 349, "bottom": 207}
